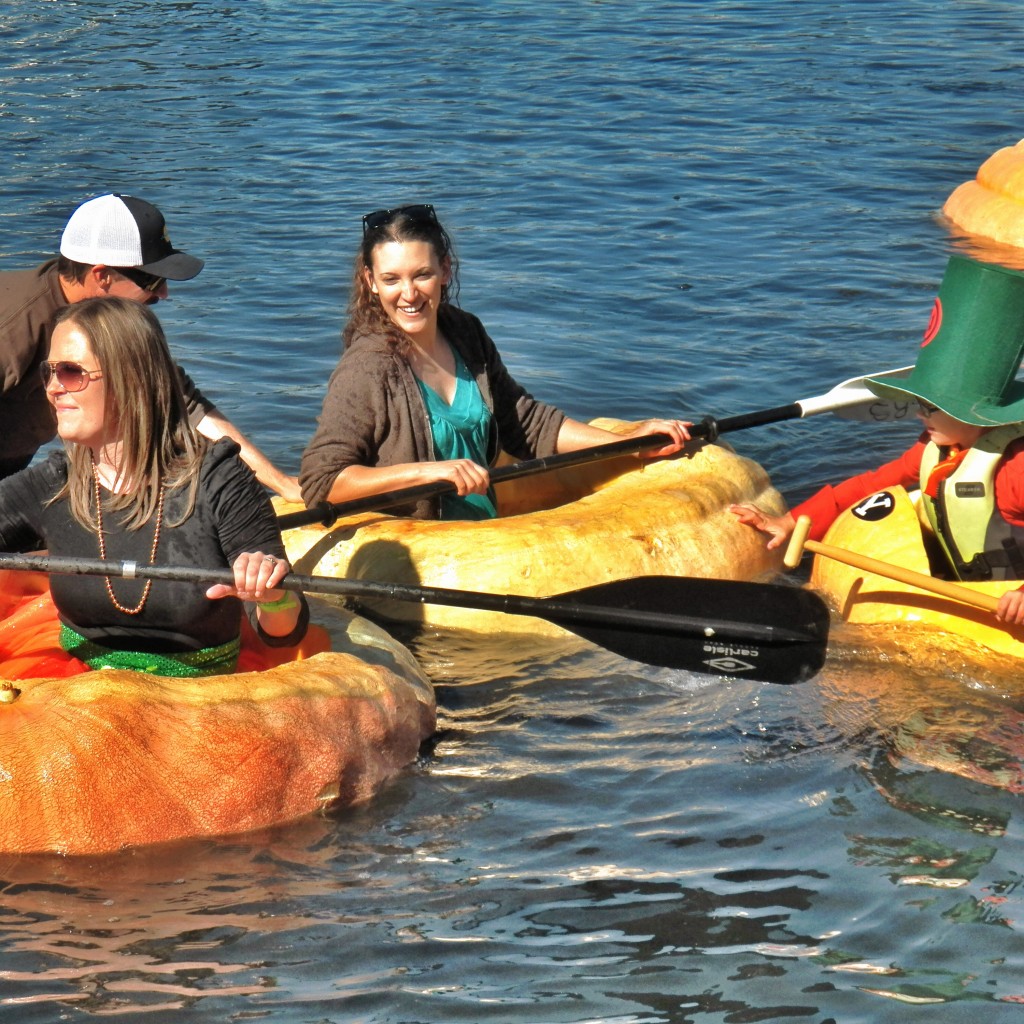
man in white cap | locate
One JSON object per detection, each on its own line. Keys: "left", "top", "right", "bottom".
{"left": 0, "top": 194, "right": 299, "bottom": 500}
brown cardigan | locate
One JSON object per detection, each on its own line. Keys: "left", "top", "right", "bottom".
{"left": 299, "top": 305, "right": 566, "bottom": 517}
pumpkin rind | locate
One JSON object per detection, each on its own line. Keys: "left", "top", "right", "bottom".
{"left": 0, "top": 607, "right": 435, "bottom": 856}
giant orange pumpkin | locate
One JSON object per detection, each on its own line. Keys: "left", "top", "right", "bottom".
{"left": 0, "top": 573, "right": 435, "bottom": 856}
{"left": 943, "top": 139, "right": 1024, "bottom": 256}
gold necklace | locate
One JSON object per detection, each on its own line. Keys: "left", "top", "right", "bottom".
{"left": 93, "top": 466, "right": 166, "bottom": 615}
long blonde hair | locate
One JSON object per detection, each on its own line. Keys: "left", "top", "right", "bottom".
{"left": 52, "top": 297, "right": 208, "bottom": 529}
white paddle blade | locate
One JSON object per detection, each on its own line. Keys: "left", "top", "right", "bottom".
{"left": 798, "top": 366, "right": 917, "bottom": 423}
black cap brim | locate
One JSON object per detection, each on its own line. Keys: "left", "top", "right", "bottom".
{"left": 139, "top": 251, "right": 205, "bottom": 281}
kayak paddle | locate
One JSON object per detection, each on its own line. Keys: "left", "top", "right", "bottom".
{"left": 278, "top": 365, "right": 914, "bottom": 531}
{"left": 0, "top": 553, "right": 830, "bottom": 685}
{"left": 784, "top": 513, "right": 1003, "bottom": 614}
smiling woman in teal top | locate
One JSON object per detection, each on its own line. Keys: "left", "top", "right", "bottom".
{"left": 299, "top": 204, "right": 693, "bottom": 520}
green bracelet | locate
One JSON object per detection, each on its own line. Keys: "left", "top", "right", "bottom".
{"left": 256, "top": 591, "right": 299, "bottom": 613}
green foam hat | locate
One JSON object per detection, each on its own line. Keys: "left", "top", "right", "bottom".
{"left": 866, "top": 254, "right": 1024, "bottom": 427}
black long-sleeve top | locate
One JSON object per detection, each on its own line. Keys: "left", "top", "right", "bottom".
{"left": 0, "top": 439, "right": 303, "bottom": 653}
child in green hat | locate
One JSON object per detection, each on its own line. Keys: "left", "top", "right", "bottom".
{"left": 732, "top": 253, "right": 1024, "bottom": 626}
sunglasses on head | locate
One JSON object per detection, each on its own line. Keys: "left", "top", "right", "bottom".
{"left": 115, "top": 266, "right": 166, "bottom": 293}
{"left": 40, "top": 360, "right": 104, "bottom": 393}
{"left": 362, "top": 204, "right": 437, "bottom": 235}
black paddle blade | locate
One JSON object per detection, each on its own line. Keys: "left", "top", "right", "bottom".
{"left": 552, "top": 576, "right": 831, "bottom": 684}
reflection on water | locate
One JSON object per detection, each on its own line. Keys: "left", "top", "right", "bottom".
{"left": 819, "top": 620, "right": 1024, "bottom": 794}
{"left": 946, "top": 226, "right": 1024, "bottom": 273}
{"left": 0, "top": 824, "right": 344, "bottom": 1015}
{"left": 800, "top": 630, "right": 1024, "bottom": 1008}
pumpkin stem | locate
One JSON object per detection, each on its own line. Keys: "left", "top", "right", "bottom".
{"left": 0, "top": 681, "right": 21, "bottom": 704}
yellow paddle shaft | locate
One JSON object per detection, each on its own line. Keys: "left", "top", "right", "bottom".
{"left": 783, "top": 514, "right": 1001, "bottom": 613}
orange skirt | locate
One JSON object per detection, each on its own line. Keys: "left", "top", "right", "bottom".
{"left": 0, "top": 569, "right": 329, "bottom": 681}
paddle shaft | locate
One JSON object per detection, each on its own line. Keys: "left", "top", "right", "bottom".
{"left": 0, "top": 553, "right": 816, "bottom": 646}
{"left": 277, "top": 365, "right": 915, "bottom": 531}
{"left": 784, "top": 515, "right": 1001, "bottom": 613}
{"left": 278, "top": 432, "right": 677, "bottom": 528}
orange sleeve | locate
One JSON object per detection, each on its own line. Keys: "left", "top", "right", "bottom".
{"left": 791, "top": 438, "right": 926, "bottom": 541}
{"left": 994, "top": 438, "right": 1024, "bottom": 528}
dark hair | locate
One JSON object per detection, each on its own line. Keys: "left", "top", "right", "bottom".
{"left": 56, "top": 255, "right": 92, "bottom": 283}
{"left": 342, "top": 206, "right": 461, "bottom": 352}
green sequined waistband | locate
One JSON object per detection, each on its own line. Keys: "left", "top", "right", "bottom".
{"left": 59, "top": 624, "right": 241, "bottom": 678}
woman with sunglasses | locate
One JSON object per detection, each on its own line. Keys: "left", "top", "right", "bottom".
{"left": 0, "top": 296, "right": 308, "bottom": 676}
{"left": 732, "top": 254, "right": 1024, "bottom": 627}
{"left": 299, "top": 204, "right": 692, "bottom": 520}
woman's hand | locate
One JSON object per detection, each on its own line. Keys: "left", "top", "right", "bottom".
{"left": 622, "top": 419, "right": 692, "bottom": 458}
{"left": 324, "top": 459, "right": 490, "bottom": 506}
{"left": 421, "top": 458, "right": 491, "bottom": 496}
{"left": 206, "top": 551, "right": 291, "bottom": 603}
{"left": 207, "top": 552, "right": 301, "bottom": 637}
{"left": 555, "top": 417, "right": 691, "bottom": 459}
{"left": 996, "top": 585, "right": 1024, "bottom": 626}
{"left": 729, "top": 503, "right": 797, "bottom": 551}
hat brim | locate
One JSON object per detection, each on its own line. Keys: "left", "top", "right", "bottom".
{"left": 866, "top": 374, "right": 1024, "bottom": 427}
{"left": 138, "top": 251, "right": 204, "bottom": 281}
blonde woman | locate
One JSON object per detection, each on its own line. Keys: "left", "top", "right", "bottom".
{"left": 0, "top": 297, "right": 307, "bottom": 676}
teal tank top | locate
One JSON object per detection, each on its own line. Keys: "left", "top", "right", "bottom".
{"left": 416, "top": 349, "right": 497, "bottom": 520}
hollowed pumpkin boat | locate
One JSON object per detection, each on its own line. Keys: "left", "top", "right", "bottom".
{"left": 0, "top": 570, "right": 435, "bottom": 856}
{"left": 277, "top": 422, "right": 787, "bottom": 636}
{"left": 809, "top": 485, "right": 1024, "bottom": 662}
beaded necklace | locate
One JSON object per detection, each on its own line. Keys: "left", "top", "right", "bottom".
{"left": 92, "top": 465, "right": 166, "bottom": 616}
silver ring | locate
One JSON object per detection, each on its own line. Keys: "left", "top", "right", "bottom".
{"left": 264, "top": 556, "right": 277, "bottom": 564}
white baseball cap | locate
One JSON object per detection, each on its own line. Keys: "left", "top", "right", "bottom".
{"left": 60, "top": 194, "right": 204, "bottom": 280}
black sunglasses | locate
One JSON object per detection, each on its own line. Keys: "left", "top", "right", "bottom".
{"left": 115, "top": 266, "right": 166, "bottom": 293}
{"left": 362, "top": 204, "right": 437, "bottom": 235}
{"left": 40, "top": 360, "right": 104, "bottom": 393}
{"left": 916, "top": 399, "right": 939, "bottom": 416}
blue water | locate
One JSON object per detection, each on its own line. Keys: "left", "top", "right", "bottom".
{"left": 3, "top": 1, "right": 1024, "bottom": 1020}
